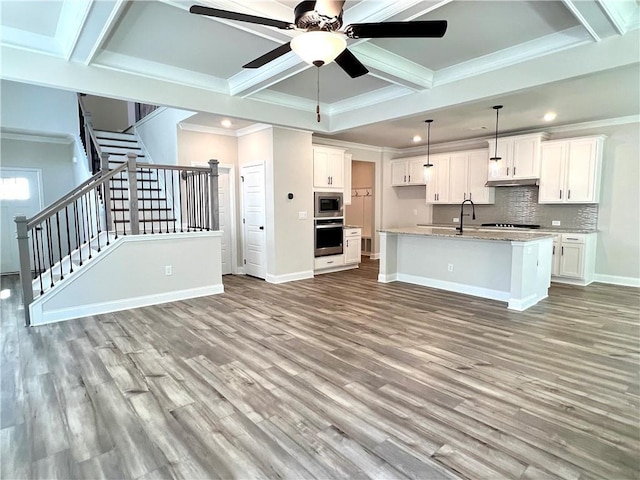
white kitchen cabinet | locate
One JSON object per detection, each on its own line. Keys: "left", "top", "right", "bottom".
{"left": 448, "top": 149, "right": 495, "bottom": 204}
{"left": 487, "top": 133, "right": 548, "bottom": 180}
{"left": 313, "top": 146, "right": 344, "bottom": 189}
{"left": 547, "top": 232, "right": 597, "bottom": 285}
{"left": 425, "top": 154, "right": 449, "bottom": 204}
{"left": 539, "top": 136, "right": 604, "bottom": 204}
{"left": 344, "top": 227, "right": 361, "bottom": 264}
{"left": 390, "top": 157, "right": 426, "bottom": 186}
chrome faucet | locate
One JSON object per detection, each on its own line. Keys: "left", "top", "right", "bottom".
{"left": 457, "top": 199, "right": 476, "bottom": 235}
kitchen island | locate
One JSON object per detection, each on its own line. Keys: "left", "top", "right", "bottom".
{"left": 378, "top": 227, "right": 554, "bottom": 311}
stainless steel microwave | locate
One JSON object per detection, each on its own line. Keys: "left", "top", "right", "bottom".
{"left": 314, "top": 192, "right": 343, "bottom": 218}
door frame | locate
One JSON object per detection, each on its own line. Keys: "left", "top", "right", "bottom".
{"left": 239, "top": 162, "right": 265, "bottom": 277}
{"left": 0, "top": 167, "right": 45, "bottom": 274}
{"left": 192, "top": 162, "right": 238, "bottom": 274}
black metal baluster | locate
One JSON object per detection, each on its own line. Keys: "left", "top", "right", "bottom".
{"left": 65, "top": 206, "right": 73, "bottom": 273}
{"left": 74, "top": 200, "right": 83, "bottom": 266}
{"left": 150, "top": 168, "right": 155, "bottom": 235}
{"left": 93, "top": 188, "right": 101, "bottom": 252}
{"left": 179, "top": 171, "right": 184, "bottom": 232}
{"left": 46, "top": 218, "right": 54, "bottom": 288}
{"left": 35, "top": 226, "right": 44, "bottom": 294}
{"left": 83, "top": 195, "right": 92, "bottom": 260}
{"left": 103, "top": 183, "right": 110, "bottom": 246}
{"left": 200, "top": 172, "right": 205, "bottom": 230}
{"left": 31, "top": 231, "right": 37, "bottom": 279}
{"left": 197, "top": 172, "right": 202, "bottom": 230}
{"left": 163, "top": 168, "right": 168, "bottom": 234}
{"left": 171, "top": 170, "right": 176, "bottom": 233}
{"left": 56, "top": 212, "right": 64, "bottom": 281}
{"left": 184, "top": 173, "right": 190, "bottom": 232}
{"left": 205, "top": 171, "right": 210, "bottom": 231}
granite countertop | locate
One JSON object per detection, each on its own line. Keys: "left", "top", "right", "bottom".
{"left": 379, "top": 227, "right": 554, "bottom": 242}
{"left": 416, "top": 223, "right": 597, "bottom": 234}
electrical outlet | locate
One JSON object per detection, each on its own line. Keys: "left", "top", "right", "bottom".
{"left": 552, "top": 220, "right": 561, "bottom": 226}
{"left": 413, "top": 209, "right": 418, "bottom": 216}
{"left": 298, "top": 211, "right": 307, "bottom": 220}
{"left": 448, "top": 264, "right": 454, "bottom": 272}
{"left": 165, "top": 265, "right": 172, "bottom": 276}
{"left": 453, "top": 217, "right": 459, "bottom": 223}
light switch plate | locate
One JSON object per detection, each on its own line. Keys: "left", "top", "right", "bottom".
{"left": 298, "top": 211, "right": 307, "bottom": 220}
{"left": 453, "top": 217, "right": 459, "bottom": 223}
{"left": 552, "top": 220, "right": 561, "bottom": 226}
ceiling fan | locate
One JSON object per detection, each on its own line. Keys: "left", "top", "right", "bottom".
{"left": 189, "top": 0, "right": 448, "bottom": 78}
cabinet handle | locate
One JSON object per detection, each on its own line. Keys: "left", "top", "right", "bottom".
{"left": 437, "top": 193, "right": 439, "bottom": 201}
{"left": 463, "top": 193, "right": 466, "bottom": 200}
{"left": 513, "top": 167, "right": 516, "bottom": 176}
{"left": 507, "top": 167, "right": 509, "bottom": 176}
{"left": 434, "top": 194, "right": 436, "bottom": 201}
{"left": 567, "top": 237, "right": 579, "bottom": 241}
{"left": 553, "top": 245, "right": 555, "bottom": 255}
{"left": 568, "top": 189, "right": 571, "bottom": 200}
{"left": 404, "top": 175, "right": 406, "bottom": 182}
{"left": 408, "top": 175, "right": 411, "bottom": 182}
{"left": 560, "top": 189, "right": 562, "bottom": 199}
{"left": 469, "top": 192, "right": 472, "bottom": 200}
{"left": 561, "top": 246, "right": 564, "bottom": 255}
{"left": 346, "top": 240, "right": 349, "bottom": 247}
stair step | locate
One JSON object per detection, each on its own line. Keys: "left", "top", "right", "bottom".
{"left": 112, "top": 207, "right": 172, "bottom": 212}
{"left": 101, "top": 146, "right": 145, "bottom": 155}
{"left": 111, "top": 178, "right": 158, "bottom": 183}
{"left": 114, "top": 218, "right": 178, "bottom": 224}
{"left": 94, "top": 130, "right": 139, "bottom": 141}
{"left": 97, "top": 138, "right": 140, "bottom": 148}
{"left": 110, "top": 186, "right": 161, "bottom": 191}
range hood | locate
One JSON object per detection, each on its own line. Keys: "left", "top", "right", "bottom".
{"left": 485, "top": 178, "right": 539, "bottom": 187}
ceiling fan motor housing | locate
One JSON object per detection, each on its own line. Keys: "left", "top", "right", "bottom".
{"left": 294, "top": 1, "right": 343, "bottom": 31}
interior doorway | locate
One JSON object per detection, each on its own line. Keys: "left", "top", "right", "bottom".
{"left": 240, "top": 163, "right": 266, "bottom": 279}
{"left": 345, "top": 161, "right": 375, "bottom": 256}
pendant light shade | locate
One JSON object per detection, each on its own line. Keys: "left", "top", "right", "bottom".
{"left": 291, "top": 31, "right": 347, "bottom": 66}
{"left": 423, "top": 119, "right": 434, "bottom": 183}
{"left": 489, "top": 105, "right": 503, "bottom": 161}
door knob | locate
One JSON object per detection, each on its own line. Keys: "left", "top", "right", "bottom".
{"left": 259, "top": 226, "right": 264, "bottom": 230}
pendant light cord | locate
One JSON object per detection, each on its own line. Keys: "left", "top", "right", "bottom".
{"left": 427, "top": 121, "right": 431, "bottom": 165}
{"left": 490, "top": 105, "right": 503, "bottom": 161}
{"left": 316, "top": 66, "right": 321, "bottom": 123}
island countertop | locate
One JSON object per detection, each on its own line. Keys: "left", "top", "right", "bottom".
{"left": 379, "top": 227, "right": 554, "bottom": 242}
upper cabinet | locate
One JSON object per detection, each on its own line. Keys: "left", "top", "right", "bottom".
{"left": 487, "top": 133, "right": 548, "bottom": 180}
{"left": 390, "top": 157, "right": 426, "bottom": 186}
{"left": 343, "top": 153, "right": 352, "bottom": 205}
{"left": 448, "top": 149, "right": 495, "bottom": 204}
{"left": 538, "top": 135, "right": 605, "bottom": 204}
{"left": 314, "top": 145, "right": 345, "bottom": 190}
{"left": 425, "top": 154, "right": 450, "bottom": 204}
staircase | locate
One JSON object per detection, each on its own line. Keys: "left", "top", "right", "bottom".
{"left": 93, "top": 130, "right": 178, "bottom": 235}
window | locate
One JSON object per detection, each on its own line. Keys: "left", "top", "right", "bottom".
{"left": 0, "top": 177, "right": 30, "bottom": 200}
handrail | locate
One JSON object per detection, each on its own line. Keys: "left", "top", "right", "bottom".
{"left": 27, "top": 164, "right": 126, "bottom": 229}
{"left": 136, "top": 162, "right": 209, "bottom": 172}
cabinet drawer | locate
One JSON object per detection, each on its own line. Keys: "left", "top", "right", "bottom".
{"left": 344, "top": 228, "right": 361, "bottom": 237}
{"left": 315, "top": 255, "right": 344, "bottom": 269}
{"left": 561, "top": 233, "right": 585, "bottom": 244}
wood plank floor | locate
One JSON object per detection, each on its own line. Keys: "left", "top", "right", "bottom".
{"left": 2, "top": 258, "right": 639, "bottom": 479}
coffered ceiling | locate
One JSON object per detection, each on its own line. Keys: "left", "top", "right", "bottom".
{"left": 1, "top": 0, "right": 639, "bottom": 149}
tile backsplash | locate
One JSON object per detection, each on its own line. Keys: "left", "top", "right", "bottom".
{"left": 432, "top": 186, "right": 598, "bottom": 230}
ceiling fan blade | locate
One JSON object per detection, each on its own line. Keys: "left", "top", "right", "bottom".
{"left": 243, "top": 42, "right": 292, "bottom": 69}
{"left": 345, "top": 20, "right": 448, "bottom": 39}
{"left": 189, "top": 5, "right": 294, "bottom": 30}
{"left": 335, "top": 48, "right": 369, "bottom": 78}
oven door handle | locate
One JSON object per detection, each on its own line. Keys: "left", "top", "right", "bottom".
{"left": 315, "top": 224, "right": 343, "bottom": 229}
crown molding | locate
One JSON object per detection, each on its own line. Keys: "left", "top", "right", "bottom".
{"left": 178, "top": 122, "right": 237, "bottom": 137}
{"left": 434, "top": 25, "right": 592, "bottom": 87}
{"left": 250, "top": 89, "right": 318, "bottom": 112}
{"left": 328, "top": 85, "right": 413, "bottom": 116}
{"left": 1, "top": 129, "right": 74, "bottom": 144}
{"left": 236, "top": 123, "right": 273, "bottom": 137}
{"left": 545, "top": 114, "right": 640, "bottom": 133}
{"left": 84, "top": 0, "right": 128, "bottom": 65}
{"left": 93, "top": 51, "right": 229, "bottom": 94}
{"left": 312, "top": 136, "right": 387, "bottom": 154}
{"left": 58, "top": 0, "right": 93, "bottom": 60}
{"left": 0, "top": 26, "right": 63, "bottom": 57}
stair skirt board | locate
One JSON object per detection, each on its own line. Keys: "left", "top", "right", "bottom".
{"left": 29, "top": 231, "right": 223, "bottom": 326}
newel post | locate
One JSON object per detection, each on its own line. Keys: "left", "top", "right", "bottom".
{"left": 15, "top": 215, "right": 33, "bottom": 326}
{"left": 208, "top": 159, "right": 219, "bottom": 231}
{"left": 126, "top": 153, "right": 140, "bottom": 235}
{"left": 101, "top": 153, "right": 112, "bottom": 233}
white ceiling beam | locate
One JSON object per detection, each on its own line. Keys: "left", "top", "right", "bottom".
{"left": 57, "top": 0, "right": 94, "bottom": 60}
{"left": 597, "top": 0, "right": 640, "bottom": 35}
{"left": 561, "top": 0, "right": 621, "bottom": 41}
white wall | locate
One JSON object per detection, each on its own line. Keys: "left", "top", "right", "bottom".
{"left": 135, "top": 108, "right": 194, "bottom": 165}
{"left": 0, "top": 138, "right": 76, "bottom": 208}
{"left": 82, "top": 95, "right": 129, "bottom": 132}
{"left": 31, "top": 232, "right": 223, "bottom": 325}
{"left": 1, "top": 80, "right": 79, "bottom": 136}
{"left": 271, "top": 127, "right": 314, "bottom": 279}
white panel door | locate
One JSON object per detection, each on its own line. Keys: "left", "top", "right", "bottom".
{"left": 241, "top": 164, "right": 266, "bottom": 279}
{"left": 218, "top": 168, "right": 232, "bottom": 275}
{"left": 0, "top": 168, "right": 43, "bottom": 273}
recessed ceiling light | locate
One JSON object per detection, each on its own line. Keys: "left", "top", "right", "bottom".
{"left": 220, "top": 119, "right": 232, "bottom": 128}
{"left": 543, "top": 112, "right": 557, "bottom": 122}
{"left": 0, "top": 289, "right": 10, "bottom": 300}
{"left": 412, "top": 135, "right": 422, "bottom": 143}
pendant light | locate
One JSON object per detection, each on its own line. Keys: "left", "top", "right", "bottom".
{"left": 489, "top": 105, "right": 503, "bottom": 161}
{"left": 423, "top": 119, "right": 434, "bottom": 182}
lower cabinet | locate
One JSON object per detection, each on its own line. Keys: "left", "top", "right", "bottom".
{"left": 550, "top": 233, "right": 597, "bottom": 285}
{"left": 344, "top": 228, "right": 361, "bottom": 264}
{"left": 314, "top": 255, "right": 344, "bottom": 270}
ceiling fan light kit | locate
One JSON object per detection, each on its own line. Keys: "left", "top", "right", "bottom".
{"left": 290, "top": 31, "right": 347, "bottom": 66}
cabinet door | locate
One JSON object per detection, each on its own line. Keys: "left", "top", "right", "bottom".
{"left": 391, "top": 161, "right": 408, "bottom": 186}
{"left": 512, "top": 137, "right": 541, "bottom": 178}
{"left": 566, "top": 139, "right": 597, "bottom": 203}
{"left": 551, "top": 239, "right": 561, "bottom": 276}
{"left": 408, "top": 158, "right": 427, "bottom": 185}
{"left": 426, "top": 155, "right": 449, "bottom": 203}
{"left": 313, "top": 149, "right": 330, "bottom": 188}
{"left": 539, "top": 143, "right": 566, "bottom": 203}
{"left": 327, "top": 150, "right": 344, "bottom": 188}
{"left": 487, "top": 139, "right": 512, "bottom": 179}
{"left": 343, "top": 153, "right": 352, "bottom": 205}
{"left": 344, "top": 235, "right": 361, "bottom": 264}
{"left": 467, "top": 150, "right": 493, "bottom": 204}
{"left": 560, "top": 243, "right": 584, "bottom": 278}
{"left": 448, "top": 153, "right": 468, "bottom": 203}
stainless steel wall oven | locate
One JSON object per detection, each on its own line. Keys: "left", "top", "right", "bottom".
{"left": 314, "top": 218, "right": 344, "bottom": 257}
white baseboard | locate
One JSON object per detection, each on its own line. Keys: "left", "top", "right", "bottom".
{"left": 266, "top": 270, "right": 314, "bottom": 284}
{"left": 378, "top": 273, "right": 398, "bottom": 283}
{"left": 593, "top": 274, "right": 640, "bottom": 288}
{"left": 370, "top": 253, "right": 380, "bottom": 260}
{"left": 508, "top": 293, "right": 544, "bottom": 311}
{"left": 396, "top": 273, "right": 510, "bottom": 303}
{"left": 314, "top": 264, "right": 358, "bottom": 276}
{"left": 31, "top": 284, "right": 224, "bottom": 326}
